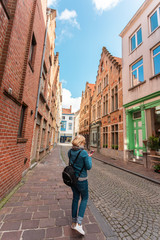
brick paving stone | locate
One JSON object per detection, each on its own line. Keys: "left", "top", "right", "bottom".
{"left": 11, "top": 207, "right": 27, "bottom": 213}
{"left": 21, "top": 220, "right": 39, "bottom": 229}
{"left": 46, "top": 227, "right": 62, "bottom": 238}
{"left": 38, "top": 205, "right": 50, "bottom": 211}
{"left": 39, "top": 218, "right": 55, "bottom": 228}
{"left": 32, "top": 211, "right": 49, "bottom": 219}
{"left": 22, "top": 229, "right": 45, "bottom": 240}
{"left": 0, "top": 220, "right": 21, "bottom": 231}
{"left": 1, "top": 231, "right": 22, "bottom": 240}
{"left": 4, "top": 213, "right": 32, "bottom": 221}
{"left": 85, "top": 223, "right": 101, "bottom": 234}
{"left": 56, "top": 217, "right": 69, "bottom": 226}
{"left": 50, "top": 210, "right": 64, "bottom": 218}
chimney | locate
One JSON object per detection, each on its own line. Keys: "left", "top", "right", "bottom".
{"left": 70, "top": 105, "right": 72, "bottom": 112}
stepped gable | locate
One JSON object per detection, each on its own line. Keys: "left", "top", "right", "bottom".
{"left": 102, "top": 46, "right": 122, "bottom": 70}
{"left": 88, "top": 83, "right": 95, "bottom": 96}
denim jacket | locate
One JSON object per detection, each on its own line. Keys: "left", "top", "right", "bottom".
{"left": 68, "top": 148, "right": 92, "bottom": 179}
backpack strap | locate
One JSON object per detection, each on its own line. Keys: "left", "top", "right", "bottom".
{"left": 69, "top": 149, "right": 84, "bottom": 179}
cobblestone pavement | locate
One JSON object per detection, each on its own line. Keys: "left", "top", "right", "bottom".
{"left": 0, "top": 146, "right": 106, "bottom": 240}
{"left": 61, "top": 145, "right": 160, "bottom": 240}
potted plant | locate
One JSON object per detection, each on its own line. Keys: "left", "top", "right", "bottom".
{"left": 112, "top": 145, "right": 114, "bottom": 149}
{"left": 106, "top": 144, "right": 108, "bottom": 148}
{"left": 153, "top": 164, "right": 160, "bottom": 173}
{"left": 115, "top": 145, "right": 118, "bottom": 150}
{"left": 103, "top": 144, "right": 105, "bottom": 148}
{"left": 147, "top": 136, "right": 159, "bottom": 155}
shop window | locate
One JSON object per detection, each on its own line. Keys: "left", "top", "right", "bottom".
{"left": 131, "top": 58, "right": 144, "bottom": 87}
{"left": 111, "top": 124, "right": 118, "bottom": 149}
{"left": 103, "top": 127, "right": 108, "bottom": 148}
{"left": 152, "top": 45, "right": 160, "bottom": 75}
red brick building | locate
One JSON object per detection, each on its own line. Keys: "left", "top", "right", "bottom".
{"left": 79, "top": 82, "right": 95, "bottom": 149}
{"left": 90, "top": 47, "right": 123, "bottom": 159}
{"left": 0, "top": 0, "right": 60, "bottom": 199}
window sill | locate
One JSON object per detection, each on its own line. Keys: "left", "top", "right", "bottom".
{"left": 110, "top": 109, "right": 119, "bottom": 114}
{"left": 28, "top": 61, "right": 34, "bottom": 72}
{"left": 129, "top": 42, "right": 143, "bottom": 55}
{"left": 102, "top": 114, "right": 109, "bottom": 118}
{"left": 17, "top": 138, "right": 28, "bottom": 143}
{"left": 149, "top": 73, "right": 160, "bottom": 80}
{"left": 148, "top": 25, "right": 160, "bottom": 38}
{"left": 128, "top": 80, "right": 146, "bottom": 91}
{"left": 3, "top": 89, "right": 21, "bottom": 106}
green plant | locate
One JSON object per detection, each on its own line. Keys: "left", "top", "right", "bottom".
{"left": 105, "top": 144, "right": 108, "bottom": 148}
{"left": 115, "top": 145, "right": 118, "bottom": 150}
{"left": 103, "top": 145, "right": 105, "bottom": 148}
{"left": 112, "top": 145, "right": 114, "bottom": 149}
{"left": 147, "top": 136, "right": 159, "bottom": 150}
{"left": 153, "top": 164, "right": 160, "bottom": 171}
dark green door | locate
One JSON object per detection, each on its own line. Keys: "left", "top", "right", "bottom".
{"left": 133, "top": 112, "right": 143, "bottom": 158}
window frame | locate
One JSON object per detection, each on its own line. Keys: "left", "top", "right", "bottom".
{"left": 152, "top": 44, "right": 160, "bottom": 76}
{"left": 149, "top": 5, "right": 160, "bottom": 34}
{"left": 131, "top": 58, "right": 144, "bottom": 87}
{"left": 130, "top": 27, "right": 142, "bottom": 52}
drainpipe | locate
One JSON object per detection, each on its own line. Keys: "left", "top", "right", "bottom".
{"left": 35, "top": 9, "right": 51, "bottom": 119}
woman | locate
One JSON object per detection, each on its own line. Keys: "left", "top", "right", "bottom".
{"left": 68, "top": 135, "right": 93, "bottom": 235}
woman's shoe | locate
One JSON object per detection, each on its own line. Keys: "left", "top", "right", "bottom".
{"left": 74, "top": 223, "right": 85, "bottom": 235}
{"left": 71, "top": 222, "right": 76, "bottom": 229}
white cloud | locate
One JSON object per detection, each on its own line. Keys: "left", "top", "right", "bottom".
{"left": 62, "top": 88, "right": 81, "bottom": 113}
{"left": 58, "top": 9, "right": 80, "bottom": 29}
{"left": 92, "top": 0, "right": 121, "bottom": 12}
{"left": 47, "top": 0, "right": 57, "bottom": 7}
{"left": 61, "top": 79, "right": 67, "bottom": 85}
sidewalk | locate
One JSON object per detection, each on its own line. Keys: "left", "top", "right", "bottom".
{"left": 92, "top": 151, "right": 160, "bottom": 184}
{"left": 0, "top": 146, "right": 107, "bottom": 240}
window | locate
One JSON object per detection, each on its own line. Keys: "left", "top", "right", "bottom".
{"left": 68, "top": 123, "right": 72, "bottom": 130}
{"left": 98, "top": 83, "right": 101, "bottom": 94}
{"left": 40, "top": 62, "right": 47, "bottom": 94}
{"left": 61, "top": 121, "right": 66, "bottom": 131}
{"left": 62, "top": 116, "right": 65, "bottom": 120}
{"left": 69, "top": 116, "right": 73, "bottom": 120}
{"left": 47, "top": 125, "right": 51, "bottom": 148}
{"left": 131, "top": 28, "right": 142, "bottom": 51}
{"left": 111, "top": 86, "right": 118, "bottom": 112}
{"left": 111, "top": 125, "right": 118, "bottom": 149}
{"left": 131, "top": 59, "right": 144, "bottom": 87}
{"left": 29, "top": 33, "right": 37, "bottom": 68}
{"left": 41, "top": 120, "right": 47, "bottom": 150}
{"left": 93, "top": 105, "right": 96, "bottom": 121}
{"left": 103, "top": 127, "right": 108, "bottom": 148}
{"left": 133, "top": 111, "right": 141, "bottom": 119}
{"left": 149, "top": 6, "right": 160, "bottom": 33}
{"left": 97, "top": 100, "right": 101, "bottom": 118}
{"left": 104, "top": 74, "right": 108, "bottom": 88}
{"left": 153, "top": 45, "right": 160, "bottom": 75}
{"left": 101, "top": 62, "right": 104, "bottom": 72}
{"left": 103, "top": 94, "right": 108, "bottom": 116}
{"left": 18, "top": 105, "right": 27, "bottom": 138}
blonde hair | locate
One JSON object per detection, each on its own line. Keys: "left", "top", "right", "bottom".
{"left": 72, "top": 135, "right": 86, "bottom": 147}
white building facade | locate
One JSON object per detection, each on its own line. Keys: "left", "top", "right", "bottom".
{"left": 120, "top": 0, "right": 160, "bottom": 167}
{"left": 60, "top": 106, "right": 74, "bottom": 143}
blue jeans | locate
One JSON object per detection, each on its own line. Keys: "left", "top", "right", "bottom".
{"left": 71, "top": 180, "right": 88, "bottom": 224}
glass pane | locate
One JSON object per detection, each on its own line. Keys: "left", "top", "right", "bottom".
{"left": 133, "top": 111, "right": 141, "bottom": 119}
{"left": 150, "top": 11, "right": 158, "bottom": 32}
{"left": 138, "top": 129, "right": 143, "bottom": 147}
{"left": 132, "top": 70, "right": 138, "bottom": 86}
{"left": 154, "top": 54, "right": 160, "bottom": 75}
{"left": 132, "top": 59, "right": 143, "bottom": 70}
{"left": 131, "top": 35, "right": 136, "bottom": 51}
{"left": 137, "top": 28, "right": 142, "bottom": 45}
{"left": 153, "top": 45, "right": 160, "bottom": 56}
{"left": 138, "top": 121, "right": 142, "bottom": 127}
{"left": 138, "top": 65, "right": 144, "bottom": 82}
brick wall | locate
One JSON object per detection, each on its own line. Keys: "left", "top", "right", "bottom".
{"left": 0, "top": 0, "right": 47, "bottom": 200}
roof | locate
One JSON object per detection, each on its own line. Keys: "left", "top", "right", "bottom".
{"left": 88, "top": 83, "right": 95, "bottom": 96}
{"left": 62, "top": 108, "right": 72, "bottom": 114}
{"left": 113, "top": 57, "right": 122, "bottom": 65}
{"left": 102, "top": 47, "right": 122, "bottom": 69}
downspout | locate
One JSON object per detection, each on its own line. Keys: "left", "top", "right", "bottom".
{"left": 35, "top": 10, "right": 50, "bottom": 119}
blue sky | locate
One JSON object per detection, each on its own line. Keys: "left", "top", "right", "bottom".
{"left": 48, "top": 0, "right": 145, "bottom": 112}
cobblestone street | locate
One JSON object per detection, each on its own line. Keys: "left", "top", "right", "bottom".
{"left": 61, "top": 145, "right": 160, "bottom": 240}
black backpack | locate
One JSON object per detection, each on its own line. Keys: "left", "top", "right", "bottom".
{"left": 62, "top": 150, "right": 84, "bottom": 187}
